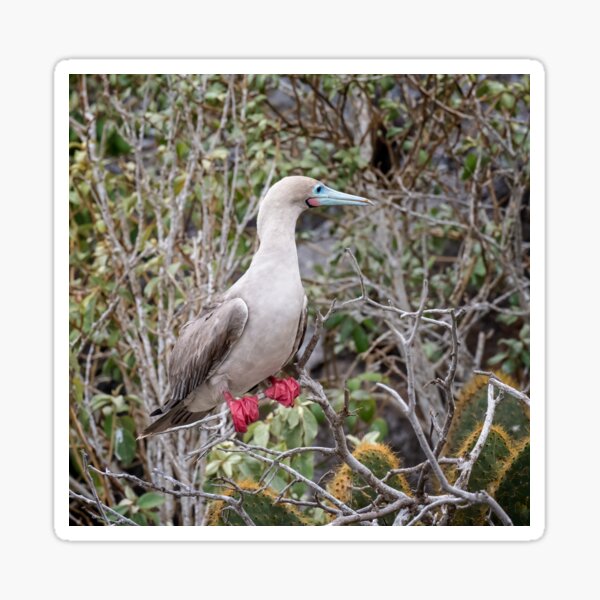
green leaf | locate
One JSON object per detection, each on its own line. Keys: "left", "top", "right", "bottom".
{"left": 115, "top": 427, "right": 136, "bottom": 466}
{"left": 423, "top": 341, "right": 442, "bottom": 361}
{"left": 238, "top": 458, "right": 262, "bottom": 480}
{"left": 253, "top": 422, "right": 270, "bottom": 447}
{"left": 176, "top": 141, "right": 190, "bottom": 160}
{"left": 287, "top": 407, "right": 301, "bottom": 429}
{"left": 350, "top": 390, "right": 371, "bottom": 401}
{"left": 167, "top": 262, "right": 181, "bottom": 277}
{"left": 417, "top": 149, "right": 429, "bottom": 167}
{"left": 501, "top": 339, "right": 524, "bottom": 354}
{"left": 357, "top": 398, "right": 376, "bottom": 423}
{"left": 243, "top": 421, "right": 260, "bottom": 443}
{"left": 352, "top": 324, "right": 369, "bottom": 353}
{"left": 205, "top": 460, "right": 221, "bottom": 476}
{"left": 488, "top": 352, "right": 508, "bottom": 365}
{"left": 362, "top": 431, "right": 381, "bottom": 444}
{"left": 502, "top": 359, "right": 517, "bottom": 375}
{"left": 346, "top": 434, "right": 361, "bottom": 447}
{"left": 309, "top": 403, "right": 325, "bottom": 424}
{"left": 118, "top": 415, "right": 136, "bottom": 433}
{"left": 269, "top": 413, "right": 284, "bottom": 438}
{"left": 302, "top": 407, "right": 319, "bottom": 443}
{"left": 222, "top": 459, "right": 233, "bottom": 478}
{"left": 500, "top": 92, "right": 515, "bottom": 111}
{"left": 339, "top": 316, "right": 356, "bottom": 342}
{"left": 358, "top": 372, "right": 384, "bottom": 383}
{"left": 292, "top": 452, "right": 314, "bottom": 481}
{"left": 82, "top": 292, "right": 97, "bottom": 333}
{"left": 147, "top": 511, "right": 161, "bottom": 525}
{"left": 112, "top": 395, "right": 128, "bottom": 414}
{"left": 385, "top": 126, "right": 403, "bottom": 139}
{"left": 284, "top": 423, "right": 303, "bottom": 448}
{"left": 106, "top": 129, "right": 131, "bottom": 156}
{"left": 137, "top": 492, "right": 165, "bottom": 510}
{"left": 369, "top": 417, "right": 389, "bottom": 440}
{"left": 345, "top": 414, "right": 358, "bottom": 431}
{"left": 462, "top": 153, "right": 478, "bottom": 180}
{"left": 131, "top": 512, "right": 148, "bottom": 526}
{"left": 144, "top": 277, "right": 159, "bottom": 298}
{"left": 362, "top": 318, "right": 377, "bottom": 332}
{"left": 474, "top": 256, "right": 486, "bottom": 278}
{"left": 103, "top": 413, "right": 114, "bottom": 438}
{"left": 124, "top": 486, "right": 136, "bottom": 502}
{"left": 479, "top": 80, "right": 504, "bottom": 97}
{"left": 208, "top": 148, "right": 228, "bottom": 161}
{"left": 346, "top": 377, "right": 361, "bottom": 392}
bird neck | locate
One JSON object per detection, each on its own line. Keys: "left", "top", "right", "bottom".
{"left": 255, "top": 204, "right": 302, "bottom": 261}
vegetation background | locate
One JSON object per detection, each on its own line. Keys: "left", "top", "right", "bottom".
{"left": 68, "top": 74, "right": 530, "bottom": 526}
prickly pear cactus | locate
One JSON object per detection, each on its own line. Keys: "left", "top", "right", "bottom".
{"left": 460, "top": 425, "right": 514, "bottom": 491}
{"left": 207, "top": 480, "right": 307, "bottom": 526}
{"left": 442, "top": 373, "right": 531, "bottom": 526}
{"left": 490, "top": 440, "right": 530, "bottom": 526}
{"left": 327, "top": 442, "right": 411, "bottom": 524}
{"left": 450, "top": 425, "right": 514, "bottom": 525}
{"left": 445, "top": 373, "right": 529, "bottom": 455}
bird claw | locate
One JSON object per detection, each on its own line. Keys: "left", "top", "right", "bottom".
{"left": 224, "top": 391, "right": 259, "bottom": 433}
{"left": 265, "top": 376, "right": 301, "bottom": 408}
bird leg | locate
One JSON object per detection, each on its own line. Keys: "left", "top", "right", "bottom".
{"left": 223, "top": 391, "right": 259, "bottom": 433}
{"left": 265, "top": 376, "right": 300, "bottom": 408}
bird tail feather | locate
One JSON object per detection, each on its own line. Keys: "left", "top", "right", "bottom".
{"left": 138, "top": 404, "right": 209, "bottom": 439}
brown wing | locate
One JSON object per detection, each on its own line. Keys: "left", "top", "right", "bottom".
{"left": 167, "top": 297, "right": 248, "bottom": 406}
{"left": 285, "top": 294, "right": 308, "bottom": 365}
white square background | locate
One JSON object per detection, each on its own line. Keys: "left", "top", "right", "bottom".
{"left": 54, "top": 58, "right": 544, "bottom": 543}
{"left": 1, "top": 1, "right": 596, "bottom": 597}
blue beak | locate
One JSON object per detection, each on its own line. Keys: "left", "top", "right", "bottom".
{"left": 310, "top": 184, "right": 374, "bottom": 207}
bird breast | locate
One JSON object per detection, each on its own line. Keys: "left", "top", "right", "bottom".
{"left": 216, "top": 257, "right": 304, "bottom": 395}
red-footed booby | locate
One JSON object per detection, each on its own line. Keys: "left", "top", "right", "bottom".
{"left": 141, "top": 176, "right": 372, "bottom": 437}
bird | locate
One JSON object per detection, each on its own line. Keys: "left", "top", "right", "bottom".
{"left": 140, "top": 176, "right": 373, "bottom": 438}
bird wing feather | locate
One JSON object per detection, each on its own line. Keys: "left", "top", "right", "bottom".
{"left": 167, "top": 297, "right": 249, "bottom": 406}
{"left": 285, "top": 294, "right": 308, "bottom": 365}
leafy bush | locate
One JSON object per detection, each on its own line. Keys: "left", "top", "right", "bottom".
{"left": 68, "top": 74, "right": 530, "bottom": 526}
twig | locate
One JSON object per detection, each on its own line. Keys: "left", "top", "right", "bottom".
{"left": 81, "top": 451, "right": 110, "bottom": 525}
{"left": 473, "top": 370, "right": 531, "bottom": 407}
{"left": 376, "top": 383, "right": 513, "bottom": 526}
{"left": 69, "top": 491, "right": 139, "bottom": 526}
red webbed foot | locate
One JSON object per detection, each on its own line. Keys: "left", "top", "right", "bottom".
{"left": 265, "top": 376, "right": 301, "bottom": 408}
{"left": 224, "top": 391, "right": 259, "bottom": 433}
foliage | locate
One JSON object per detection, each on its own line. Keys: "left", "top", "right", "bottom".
{"left": 68, "top": 74, "right": 531, "bottom": 526}
{"left": 110, "top": 487, "right": 165, "bottom": 526}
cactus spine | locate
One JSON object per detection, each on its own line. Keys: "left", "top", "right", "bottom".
{"left": 208, "top": 480, "right": 307, "bottom": 526}
{"left": 450, "top": 425, "right": 514, "bottom": 525}
{"left": 490, "top": 439, "right": 530, "bottom": 526}
{"left": 327, "top": 442, "right": 411, "bottom": 524}
{"left": 445, "top": 373, "right": 529, "bottom": 455}
{"left": 445, "top": 373, "right": 531, "bottom": 526}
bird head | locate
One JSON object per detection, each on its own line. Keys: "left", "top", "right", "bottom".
{"left": 257, "top": 176, "right": 374, "bottom": 242}
{"left": 303, "top": 179, "right": 374, "bottom": 209}
{"left": 263, "top": 175, "right": 373, "bottom": 212}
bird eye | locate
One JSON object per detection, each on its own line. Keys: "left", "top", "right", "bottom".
{"left": 315, "top": 185, "right": 323, "bottom": 194}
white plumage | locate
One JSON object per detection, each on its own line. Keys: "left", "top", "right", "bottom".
{"left": 141, "top": 175, "right": 372, "bottom": 437}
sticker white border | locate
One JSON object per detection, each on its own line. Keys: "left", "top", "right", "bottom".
{"left": 55, "top": 59, "right": 545, "bottom": 541}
